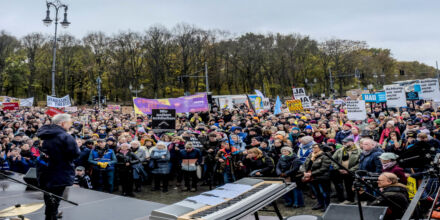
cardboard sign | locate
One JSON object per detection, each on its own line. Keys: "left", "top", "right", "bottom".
{"left": 19, "top": 97, "right": 34, "bottom": 107}
{"left": 346, "top": 100, "right": 367, "bottom": 121}
{"left": 286, "top": 100, "right": 303, "bottom": 113}
{"left": 151, "top": 109, "right": 176, "bottom": 131}
{"left": 262, "top": 98, "right": 270, "bottom": 111}
{"left": 121, "top": 106, "right": 133, "bottom": 115}
{"left": 292, "top": 88, "right": 306, "bottom": 99}
{"left": 107, "top": 105, "right": 121, "bottom": 111}
{"left": 384, "top": 85, "right": 407, "bottom": 108}
{"left": 419, "top": 78, "right": 440, "bottom": 100}
{"left": 45, "top": 107, "right": 64, "bottom": 117}
{"left": 298, "top": 96, "right": 312, "bottom": 109}
{"left": 2, "top": 103, "right": 19, "bottom": 111}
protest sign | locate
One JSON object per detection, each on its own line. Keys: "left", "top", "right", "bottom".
{"left": 334, "top": 99, "right": 345, "bottom": 105}
{"left": 219, "top": 97, "right": 233, "bottom": 109}
{"left": 47, "top": 95, "right": 71, "bottom": 108}
{"left": 286, "top": 100, "right": 303, "bottom": 113}
{"left": 107, "top": 105, "right": 121, "bottom": 111}
{"left": 122, "top": 106, "right": 133, "bottom": 115}
{"left": 2, "top": 103, "right": 19, "bottom": 111}
{"left": 406, "top": 92, "right": 419, "bottom": 101}
{"left": 64, "top": 106, "right": 78, "bottom": 112}
{"left": 188, "top": 136, "right": 203, "bottom": 149}
{"left": 133, "top": 93, "right": 209, "bottom": 115}
{"left": 292, "top": 88, "right": 306, "bottom": 98}
{"left": 262, "top": 98, "right": 270, "bottom": 111}
{"left": 19, "top": 97, "right": 34, "bottom": 107}
{"left": 384, "top": 85, "right": 407, "bottom": 108}
{"left": 346, "top": 100, "right": 367, "bottom": 121}
{"left": 362, "top": 94, "right": 377, "bottom": 103}
{"left": 418, "top": 78, "right": 440, "bottom": 100}
{"left": 298, "top": 96, "right": 312, "bottom": 109}
{"left": 151, "top": 109, "right": 176, "bottom": 131}
{"left": 376, "top": 92, "right": 387, "bottom": 103}
{"left": 80, "top": 115, "right": 89, "bottom": 124}
{"left": 255, "top": 96, "right": 263, "bottom": 113}
{"left": 45, "top": 107, "right": 64, "bottom": 117}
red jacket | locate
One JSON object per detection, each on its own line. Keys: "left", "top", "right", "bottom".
{"left": 379, "top": 127, "right": 400, "bottom": 145}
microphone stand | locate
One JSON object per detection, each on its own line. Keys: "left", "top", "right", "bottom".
{"left": 322, "top": 152, "right": 402, "bottom": 220}
{"left": 0, "top": 171, "right": 78, "bottom": 206}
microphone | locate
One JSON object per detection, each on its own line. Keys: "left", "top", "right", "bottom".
{"left": 398, "top": 155, "right": 422, "bottom": 164}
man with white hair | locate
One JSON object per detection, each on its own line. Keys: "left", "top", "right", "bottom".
{"left": 36, "top": 113, "right": 80, "bottom": 220}
{"left": 359, "top": 138, "right": 383, "bottom": 174}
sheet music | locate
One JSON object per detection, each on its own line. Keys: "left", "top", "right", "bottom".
{"left": 186, "top": 195, "right": 225, "bottom": 206}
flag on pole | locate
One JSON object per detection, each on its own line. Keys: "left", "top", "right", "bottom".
{"left": 255, "top": 89, "right": 265, "bottom": 98}
{"left": 274, "top": 96, "right": 282, "bottom": 115}
{"left": 245, "top": 94, "right": 256, "bottom": 113}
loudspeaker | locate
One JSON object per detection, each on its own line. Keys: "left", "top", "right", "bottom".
{"left": 23, "top": 168, "right": 38, "bottom": 188}
{"left": 323, "top": 204, "right": 387, "bottom": 220}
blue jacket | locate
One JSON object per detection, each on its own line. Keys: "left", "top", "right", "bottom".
{"left": 88, "top": 148, "right": 117, "bottom": 170}
{"left": 150, "top": 149, "right": 170, "bottom": 174}
{"left": 179, "top": 148, "right": 202, "bottom": 165}
{"left": 74, "top": 145, "right": 91, "bottom": 167}
{"left": 359, "top": 147, "right": 383, "bottom": 174}
{"left": 36, "top": 124, "right": 80, "bottom": 188}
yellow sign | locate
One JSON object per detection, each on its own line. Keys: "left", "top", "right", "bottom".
{"left": 286, "top": 100, "right": 303, "bottom": 113}
{"left": 407, "top": 176, "right": 417, "bottom": 200}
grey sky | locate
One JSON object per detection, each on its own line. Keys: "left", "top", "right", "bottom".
{"left": 0, "top": 0, "right": 438, "bottom": 67}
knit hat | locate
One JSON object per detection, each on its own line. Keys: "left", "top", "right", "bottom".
{"left": 344, "top": 123, "right": 352, "bottom": 128}
{"left": 435, "top": 119, "right": 440, "bottom": 125}
{"left": 379, "top": 152, "right": 398, "bottom": 161}
{"left": 281, "top": 147, "right": 293, "bottom": 154}
{"left": 305, "top": 125, "right": 313, "bottom": 130}
{"left": 292, "top": 127, "right": 301, "bottom": 132}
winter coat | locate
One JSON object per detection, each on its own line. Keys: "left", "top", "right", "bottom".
{"left": 179, "top": 148, "right": 202, "bottom": 171}
{"left": 229, "top": 139, "right": 246, "bottom": 151}
{"left": 335, "top": 130, "right": 351, "bottom": 144}
{"left": 359, "top": 147, "right": 383, "bottom": 174}
{"left": 88, "top": 147, "right": 117, "bottom": 170}
{"left": 150, "top": 149, "right": 170, "bottom": 174}
{"left": 74, "top": 145, "right": 91, "bottom": 168}
{"left": 332, "top": 146, "right": 362, "bottom": 172}
{"left": 131, "top": 147, "right": 147, "bottom": 163}
{"left": 36, "top": 124, "right": 80, "bottom": 188}
{"left": 379, "top": 127, "right": 401, "bottom": 145}
{"left": 304, "top": 152, "right": 331, "bottom": 181}
{"left": 242, "top": 153, "right": 275, "bottom": 176}
{"left": 383, "top": 164, "right": 407, "bottom": 185}
{"left": 215, "top": 147, "right": 242, "bottom": 176}
{"left": 168, "top": 142, "right": 185, "bottom": 161}
{"left": 276, "top": 154, "right": 302, "bottom": 180}
{"left": 297, "top": 141, "right": 314, "bottom": 164}
{"left": 369, "top": 184, "right": 409, "bottom": 220}
{"left": 116, "top": 151, "right": 140, "bottom": 173}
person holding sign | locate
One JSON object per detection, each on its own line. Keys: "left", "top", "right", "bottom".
{"left": 179, "top": 142, "right": 202, "bottom": 192}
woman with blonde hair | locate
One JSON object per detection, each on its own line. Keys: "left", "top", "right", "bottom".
{"left": 240, "top": 147, "right": 275, "bottom": 177}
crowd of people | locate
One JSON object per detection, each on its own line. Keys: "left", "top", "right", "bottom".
{"left": 1, "top": 98, "right": 440, "bottom": 219}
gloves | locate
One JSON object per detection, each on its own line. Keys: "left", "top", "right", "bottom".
{"left": 97, "top": 162, "right": 108, "bottom": 169}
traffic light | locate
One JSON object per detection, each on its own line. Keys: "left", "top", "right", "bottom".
{"left": 400, "top": 69, "right": 405, "bottom": 76}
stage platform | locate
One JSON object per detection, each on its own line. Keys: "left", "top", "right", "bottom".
{"left": 0, "top": 172, "right": 165, "bottom": 220}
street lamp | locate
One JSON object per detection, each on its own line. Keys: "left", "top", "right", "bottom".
{"left": 129, "top": 84, "right": 144, "bottom": 97}
{"left": 43, "top": 0, "right": 70, "bottom": 97}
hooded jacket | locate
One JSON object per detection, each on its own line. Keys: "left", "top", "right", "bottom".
{"left": 36, "top": 124, "right": 80, "bottom": 188}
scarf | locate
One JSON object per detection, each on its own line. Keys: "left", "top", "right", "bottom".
{"left": 119, "top": 149, "right": 129, "bottom": 155}
{"left": 311, "top": 151, "right": 322, "bottom": 161}
{"left": 342, "top": 145, "right": 357, "bottom": 161}
{"left": 382, "top": 161, "right": 396, "bottom": 170}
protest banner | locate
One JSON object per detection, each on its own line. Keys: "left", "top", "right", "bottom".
{"left": 384, "top": 85, "right": 407, "bottom": 108}
{"left": 292, "top": 87, "right": 306, "bottom": 98}
{"left": 45, "top": 107, "right": 64, "bottom": 117}
{"left": 286, "top": 100, "right": 303, "bottom": 113}
{"left": 2, "top": 103, "right": 19, "bottom": 111}
{"left": 122, "top": 106, "right": 134, "bottom": 115}
{"left": 418, "top": 78, "right": 440, "bottom": 100}
{"left": 376, "top": 92, "right": 387, "bottom": 103}
{"left": 47, "top": 95, "right": 71, "bottom": 108}
{"left": 406, "top": 92, "right": 419, "bottom": 101}
{"left": 333, "top": 99, "right": 345, "bottom": 105}
{"left": 19, "top": 97, "right": 34, "bottom": 107}
{"left": 133, "top": 93, "right": 209, "bottom": 115}
{"left": 151, "top": 109, "right": 176, "bottom": 131}
{"left": 188, "top": 136, "right": 204, "bottom": 149}
{"left": 298, "top": 96, "right": 312, "bottom": 109}
{"left": 346, "top": 100, "right": 367, "bottom": 121}
{"left": 218, "top": 97, "right": 233, "bottom": 109}
{"left": 107, "top": 105, "right": 121, "bottom": 111}
{"left": 64, "top": 106, "right": 78, "bottom": 112}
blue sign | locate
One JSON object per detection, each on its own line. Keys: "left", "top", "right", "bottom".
{"left": 376, "top": 92, "right": 387, "bottom": 103}
{"left": 414, "top": 84, "right": 421, "bottom": 92}
{"left": 406, "top": 92, "right": 419, "bottom": 100}
{"left": 362, "top": 94, "right": 377, "bottom": 103}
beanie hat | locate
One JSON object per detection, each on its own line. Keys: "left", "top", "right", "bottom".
{"left": 305, "top": 125, "right": 313, "bottom": 130}
{"left": 281, "top": 147, "right": 293, "bottom": 154}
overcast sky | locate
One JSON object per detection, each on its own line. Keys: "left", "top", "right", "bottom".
{"left": 0, "top": 0, "right": 438, "bottom": 67}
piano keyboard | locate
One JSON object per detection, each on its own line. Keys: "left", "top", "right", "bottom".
{"left": 149, "top": 178, "right": 295, "bottom": 220}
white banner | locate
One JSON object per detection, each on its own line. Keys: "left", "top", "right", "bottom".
{"left": 47, "top": 95, "right": 71, "bottom": 108}
{"left": 298, "top": 96, "right": 312, "bottom": 109}
{"left": 292, "top": 87, "right": 306, "bottom": 99}
{"left": 347, "top": 100, "right": 367, "bottom": 121}
{"left": 419, "top": 78, "right": 440, "bottom": 100}
{"left": 64, "top": 106, "right": 78, "bottom": 112}
{"left": 19, "top": 97, "right": 34, "bottom": 107}
{"left": 219, "top": 97, "right": 232, "bottom": 109}
{"left": 384, "top": 85, "right": 407, "bottom": 108}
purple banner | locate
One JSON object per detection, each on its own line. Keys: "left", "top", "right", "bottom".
{"left": 133, "top": 93, "right": 209, "bottom": 115}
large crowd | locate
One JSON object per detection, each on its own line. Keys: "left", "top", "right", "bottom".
{"left": 1, "top": 99, "right": 440, "bottom": 219}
